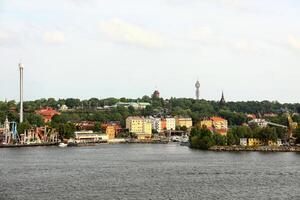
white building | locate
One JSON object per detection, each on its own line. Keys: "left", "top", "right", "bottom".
{"left": 248, "top": 119, "right": 268, "bottom": 128}
{"left": 59, "top": 104, "right": 69, "bottom": 111}
{"left": 240, "top": 138, "right": 247, "bottom": 146}
{"left": 277, "top": 139, "right": 283, "bottom": 146}
{"left": 150, "top": 117, "right": 162, "bottom": 133}
{"left": 75, "top": 131, "right": 107, "bottom": 143}
{"left": 165, "top": 118, "right": 176, "bottom": 131}
{"left": 116, "top": 102, "right": 151, "bottom": 109}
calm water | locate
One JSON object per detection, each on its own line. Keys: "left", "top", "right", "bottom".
{"left": 0, "top": 144, "right": 300, "bottom": 200}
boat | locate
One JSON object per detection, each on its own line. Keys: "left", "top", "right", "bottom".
{"left": 171, "top": 136, "right": 181, "bottom": 142}
{"left": 180, "top": 135, "right": 190, "bottom": 146}
{"left": 58, "top": 143, "right": 68, "bottom": 147}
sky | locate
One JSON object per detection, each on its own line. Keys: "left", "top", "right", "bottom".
{"left": 0, "top": 0, "right": 300, "bottom": 103}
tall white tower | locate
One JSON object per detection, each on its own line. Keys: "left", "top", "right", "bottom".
{"left": 19, "top": 63, "right": 24, "bottom": 123}
{"left": 195, "top": 80, "right": 200, "bottom": 100}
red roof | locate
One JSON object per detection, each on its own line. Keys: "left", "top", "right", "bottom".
{"left": 36, "top": 108, "right": 60, "bottom": 122}
{"left": 210, "top": 117, "right": 226, "bottom": 122}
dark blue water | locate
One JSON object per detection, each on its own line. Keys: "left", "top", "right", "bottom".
{"left": 0, "top": 144, "right": 300, "bottom": 200}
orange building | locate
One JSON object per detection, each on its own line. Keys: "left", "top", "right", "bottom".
{"left": 36, "top": 108, "right": 60, "bottom": 123}
{"left": 101, "top": 122, "right": 122, "bottom": 139}
{"left": 161, "top": 119, "right": 167, "bottom": 130}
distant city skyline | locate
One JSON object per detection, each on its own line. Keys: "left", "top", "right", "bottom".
{"left": 1, "top": 0, "right": 300, "bottom": 103}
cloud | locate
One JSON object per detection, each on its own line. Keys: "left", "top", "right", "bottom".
{"left": 190, "top": 27, "right": 212, "bottom": 41}
{"left": 0, "top": 31, "right": 13, "bottom": 46}
{"left": 288, "top": 35, "right": 300, "bottom": 50}
{"left": 220, "top": 0, "right": 241, "bottom": 6}
{"left": 99, "top": 18, "right": 168, "bottom": 48}
{"left": 188, "top": 27, "right": 263, "bottom": 54}
{"left": 43, "top": 31, "right": 65, "bottom": 44}
{"left": 188, "top": 27, "right": 228, "bottom": 47}
{"left": 234, "top": 40, "right": 257, "bottom": 53}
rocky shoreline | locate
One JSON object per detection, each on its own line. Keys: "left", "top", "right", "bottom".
{"left": 0, "top": 142, "right": 59, "bottom": 148}
{"left": 209, "top": 145, "right": 300, "bottom": 152}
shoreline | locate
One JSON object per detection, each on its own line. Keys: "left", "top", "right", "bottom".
{"left": 209, "top": 145, "right": 300, "bottom": 152}
{"left": 1, "top": 142, "right": 300, "bottom": 152}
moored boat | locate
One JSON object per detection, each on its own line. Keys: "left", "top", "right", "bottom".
{"left": 58, "top": 143, "right": 68, "bottom": 147}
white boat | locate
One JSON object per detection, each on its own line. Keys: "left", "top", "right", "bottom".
{"left": 58, "top": 143, "right": 68, "bottom": 147}
{"left": 171, "top": 136, "right": 181, "bottom": 142}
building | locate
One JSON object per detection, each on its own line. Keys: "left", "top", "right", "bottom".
{"left": 152, "top": 90, "right": 160, "bottom": 98}
{"left": 100, "top": 102, "right": 151, "bottom": 110}
{"left": 75, "top": 131, "right": 107, "bottom": 143}
{"left": 240, "top": 138, "right": 248, "bottom": 146}
{"left": 211, "top": 117, "right": 228, "bottom": 129}
{"left": 264, "top": 113, "right": 278, "bottom": 118}
{"left": 248, "top": 119, "right": 268, "bottom": 128}
{"left": 126, "top": 116, "right": 152, "bottom": 140}
{"left": 161, "top": 118, "right": 167, "bottom": 131}
{"left": 101, "top": 121, "right": 122, "bottom": 137}
{"left": 75, "top": 121, "right": 95, "bottom": 131}
{"left": 36, "top": 107, "right": 60, "bottom": 123}
{"left": 246, "top": 114, "right": 256, "bottom": 119}
{"left": 175, "top": 116, "right": 193, "bottom": 129}
{"left": 211, "top": 117, "right": 228, "bottom": 136}
{"left": 248, "top": 138, "right": 263, "bottom": 146}
{"left": 199, "top": 119, "right": 213, "bottom": 129}
{"left": 240, "top": 138, "right": 283, "bottom": 147}
{"left": 199, "top": 117, "right": 228, "bottom": 136}
{"left": 150, "top": 117, "right": 162, "bottom": 133}
{"left": 195, "top": 80, "right": 200, "bottom": 100}
{"left": 165, "top": 117, "right": 176, "bottom": 131}
{"left": 59, "top": 104, "right": 69, "bottom": 111}
{"left": 116, "top": 102, "right": 151, "bottom": 110}
{"left": 106, "top": 125, "right": 116, "bottom": 140}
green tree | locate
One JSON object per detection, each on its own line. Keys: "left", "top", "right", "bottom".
{"left": 25, "top": 113, "right": 44, "bottom": 127}
{"left": 226, "top": 131, "right": 239, "bottom": 145}
{"left": 65, "top": 98, "right": 81, "bottom": 109}
{"left": 294, "top": 127, "right": 300, "bottom": 144}
{"left": 58, "top": 122, "right": 75, "bottom": 139}
{"left": 190, "top": 127, "right": 215, "bottom": 150}
{"left": 17, "top": 122, "right": 32, "bottom": 135}
{"left": 93, "top": 122, "right": 101, "bottom": 132}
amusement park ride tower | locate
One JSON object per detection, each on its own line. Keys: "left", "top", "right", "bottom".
{"left": 19, "top": 63, "right": 24, "bottom": 123}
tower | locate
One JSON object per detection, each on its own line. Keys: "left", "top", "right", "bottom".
{"left": 152, "top": 90, "right": 160, "bottom": 98}
{"left": 219, "top": 91, "right": 226, "bottom": 106}
{"left": 4, "top": 116, "right": 10, "bottom": 144}
{"left": 19, "top": 63, "right": 24, "bottom": 123}
{"left": 195, "top": 80, "right": 200, "bottom": 100}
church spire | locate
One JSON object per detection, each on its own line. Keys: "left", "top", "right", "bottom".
{"left": 219, "top": 91, "right": 226, "bottom": 106}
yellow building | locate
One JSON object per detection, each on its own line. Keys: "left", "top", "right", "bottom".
{"left": 126, "top": 117, "right": 144, "bottom": 133}
{"left": 199, "top": 117, "right": 228, "bottom": 136}
{"left": 175, "top": 116, "right": 193, "bottom": 129}
{"left": 143, "top": 119, "right": 152, "bottom": 135}
{"left": 126, "top": 117, "right": 152, "bottom": 139}
{"left": 106, "top": 125, "right": 116, "bottom": 140}
{"left": 248, "top": 138, "right": 263, "bottom": 146}
{"left": 199, "top": 120, "right": 213, "bottom": 129}
{"left": 210, "top": 117, "right": 228, "bottom": 130}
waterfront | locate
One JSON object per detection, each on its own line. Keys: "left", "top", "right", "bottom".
{"left": 1, "top": 144, "right": 300, "bottom": 200}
